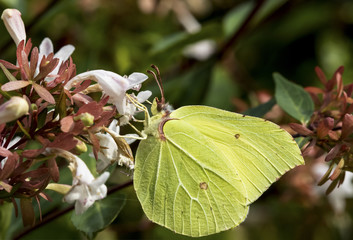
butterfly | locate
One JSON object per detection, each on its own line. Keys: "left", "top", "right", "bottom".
{"left": 133, "top": 66, "right": 304, "bottom": 237}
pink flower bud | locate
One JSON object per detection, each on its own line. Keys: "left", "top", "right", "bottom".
{"left": 0, "top": 96, "right": 29, "bottom": 124}
{"left": 1, "top": 9, "right": 26, "bottom": 46}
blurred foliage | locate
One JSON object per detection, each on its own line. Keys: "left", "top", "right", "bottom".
{"left": 1, "top": 0, "right": 353, "bottom": 239}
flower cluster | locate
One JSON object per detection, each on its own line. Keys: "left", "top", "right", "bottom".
{"left": 290, "top": 66, "right": 353, "bottom": 194}
{"left": 0, "top": 9, "right": 149, "bottom": 225}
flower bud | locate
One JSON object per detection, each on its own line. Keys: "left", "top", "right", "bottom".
{"left": 1, "top": 9, "right": 26, "bottom": 46}
{"left": 74, "top": 140, "right": 87, "bottom": 154}
{"left": 0, "top": 96, "right": 29, "bottom": 124}
{"left": 74, "top": 112, "right": 95, "bottom": 127}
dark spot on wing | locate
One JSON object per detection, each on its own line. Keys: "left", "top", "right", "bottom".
{"left": 199, "top": 182, "right": 208, "bottom": 190}
{"left": 234, "top": 134, "right": 240, "bottom": 139}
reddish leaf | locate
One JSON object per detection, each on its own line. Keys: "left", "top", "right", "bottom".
{"left": 0, "top": 59, "right": 18, "bottom": 70}
{"left": 341, "top": 114, "right": 353, "bottom": 139}
{"left": 346, "top": 103, "right": 353, "bottom": 114}
{"left": 30, "top": 47, "right": 39, "bottom": 78}
{"left": 315, "top": 66, "right": 327, "bottom": 85}
{"left": 72, "top": 92, "right": 93, "bottom": 106}
{"left": 71, "top": 79, "right": 91, "bottom": 94}
{"left": 16, "top": 41, "right": 25, "bottom": 70}
{"left": 60, "top": 116, "right": 74, "bottom": 133}
{"left": 34, "top": 57, "right": 59, "bottom": 81}
{"left": 77, "top": 101, "right": 103, "bottom": 119}
{"left": 21, "top": 50, "right": 30, "bottom": 80}
{"left": 289, "top": 123, "right": 313, "bottom": 136}
{"left": 328, "top": 130, "right": 340, "bottom": 141}
{"left": 22, "top": 148, "right": 45, "bottom": 158}
{"left": 24, "top": 39, "right": 32, "bottom": 56}
{"left": 39, "top": 192, "right": 51, "bottom": 201}
{"left": 32, "top": 83, "right": 55, "bottom": 104}
{"left": 88, "top": 130, "right": 100, "bottom": 160}
{"left": 92, "top": 108, "right": 116, "bottom": 130}
{"left": 48, "top": 158, "right": 59, "bottom": 182}
{"left": 327, "top": 66, "right": 344, "bottom": 92}
{"left": 325, "top": 144, "right": 342, "bottom": 162}
{"left": 10, "top": 159, "right": 32, "bottom": 177}
{"left": 329, "top": 158, "right": 344, "bottom": 180}
{"left": 336, "top": 72, "right": 343, "bottom": 98}
{"left": 99, "top": 95, "right": 110, "bottom": 106}
{"left": 0, "top": 153, "right": 18, "bottom": 179}
{"left": 345, "top": 83, "right": 353, "bottom": 97}
{"left": 0, "top": 147, "right": 12, "bottom": 157}
{"left": 48, "top": 133, "right": 78, "bottom": 151}
{"left": 1, "top": 80, "right": 30, "bottom": 91}
{"left": 302, "top": 138, "right": 317, "bottom": 157}
{"left": 305, "top": 86, "right": 324, "bottom": 94}
{"left": 317, "top": 117, "right": 334, "bottom": 139}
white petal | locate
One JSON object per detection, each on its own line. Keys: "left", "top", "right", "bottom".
{"left": 75, "top": 157, "right": 95, "bottom": 184}
{"left": 46, "top": 44, "right": 75, "bottom": 77}
{"left": 39, "top": 38, "right": 54, "bottom": 56}
{"left": 127, "top": 72, "right": 148, "bottom": 90}
{"left": 108, "top": 119, "right": 120, "bottom": 133}
{"left": 54, "top": 44, "right": 75, "bottom": 62}
{"left": 90, "top": 172, "right": 110, "bottom": 190}
{"left": 136, "top": 90, "right": 152, "bottom": 103}
{"left": 64, "top": 186, "right": 84, "bottom": 203}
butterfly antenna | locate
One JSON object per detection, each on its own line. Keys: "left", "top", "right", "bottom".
{"left": 148, "top": 65, "right": 165, "bottom": 105}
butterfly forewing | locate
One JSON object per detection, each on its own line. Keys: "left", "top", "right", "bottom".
{"left": 170, "top": 106, "right": 304, "bottom": 204}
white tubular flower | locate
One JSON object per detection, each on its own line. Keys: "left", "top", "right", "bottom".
{"left": 65, "top": 70, "right": 148, "bottom": 115}
{"left": 1, "top": 9, "right": 26, "bottom": 46}
{"left": 44, "top": 148, "right": 110, "bottom": 215}
{"left": 0, "top": 96, "right": 29, "bottom": 124}
{"left": 95, "top": 120, "right": 135, "bottom": 172}
{"left": 36, "top": 38, "right": 75, "bottom": 80}
{"left": 65, "top": 157, "right": 110, "bottom": 215}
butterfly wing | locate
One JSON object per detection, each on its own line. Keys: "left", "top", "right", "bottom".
{"left": 134, "top": 105, "right": 304, "bottom": 237}
{"left": 134, "top": 110, "right": 249, "bottom": 237}
{"left": 169, "top": 105, "right": 304, "bottom": 204}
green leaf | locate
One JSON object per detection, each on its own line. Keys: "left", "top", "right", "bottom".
{"left": 55, "top": 88, "right": 67, "bottom": 119}
{"left": 223, "top": 1, "right": 254, "bottom": 38}
{"left": 0, "top": 63, "right": 17, "bottom": 82}
{"left": 243, "top": 98, "right": 276, "bottom": 117}
{"left": 274, "top": 72, "right": 314, "bottom": 124}
{"left": 295, "top": 136, "right": 310, "bottom": 149}
{"left": 71, "top": 192, "right": 126, "bottom": 238}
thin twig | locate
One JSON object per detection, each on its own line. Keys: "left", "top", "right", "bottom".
{"left": 217, "top": 0, "right": 267, "bottom": 60}
{"left": 13, "top": 180, "right": 133, "bottom": 240}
